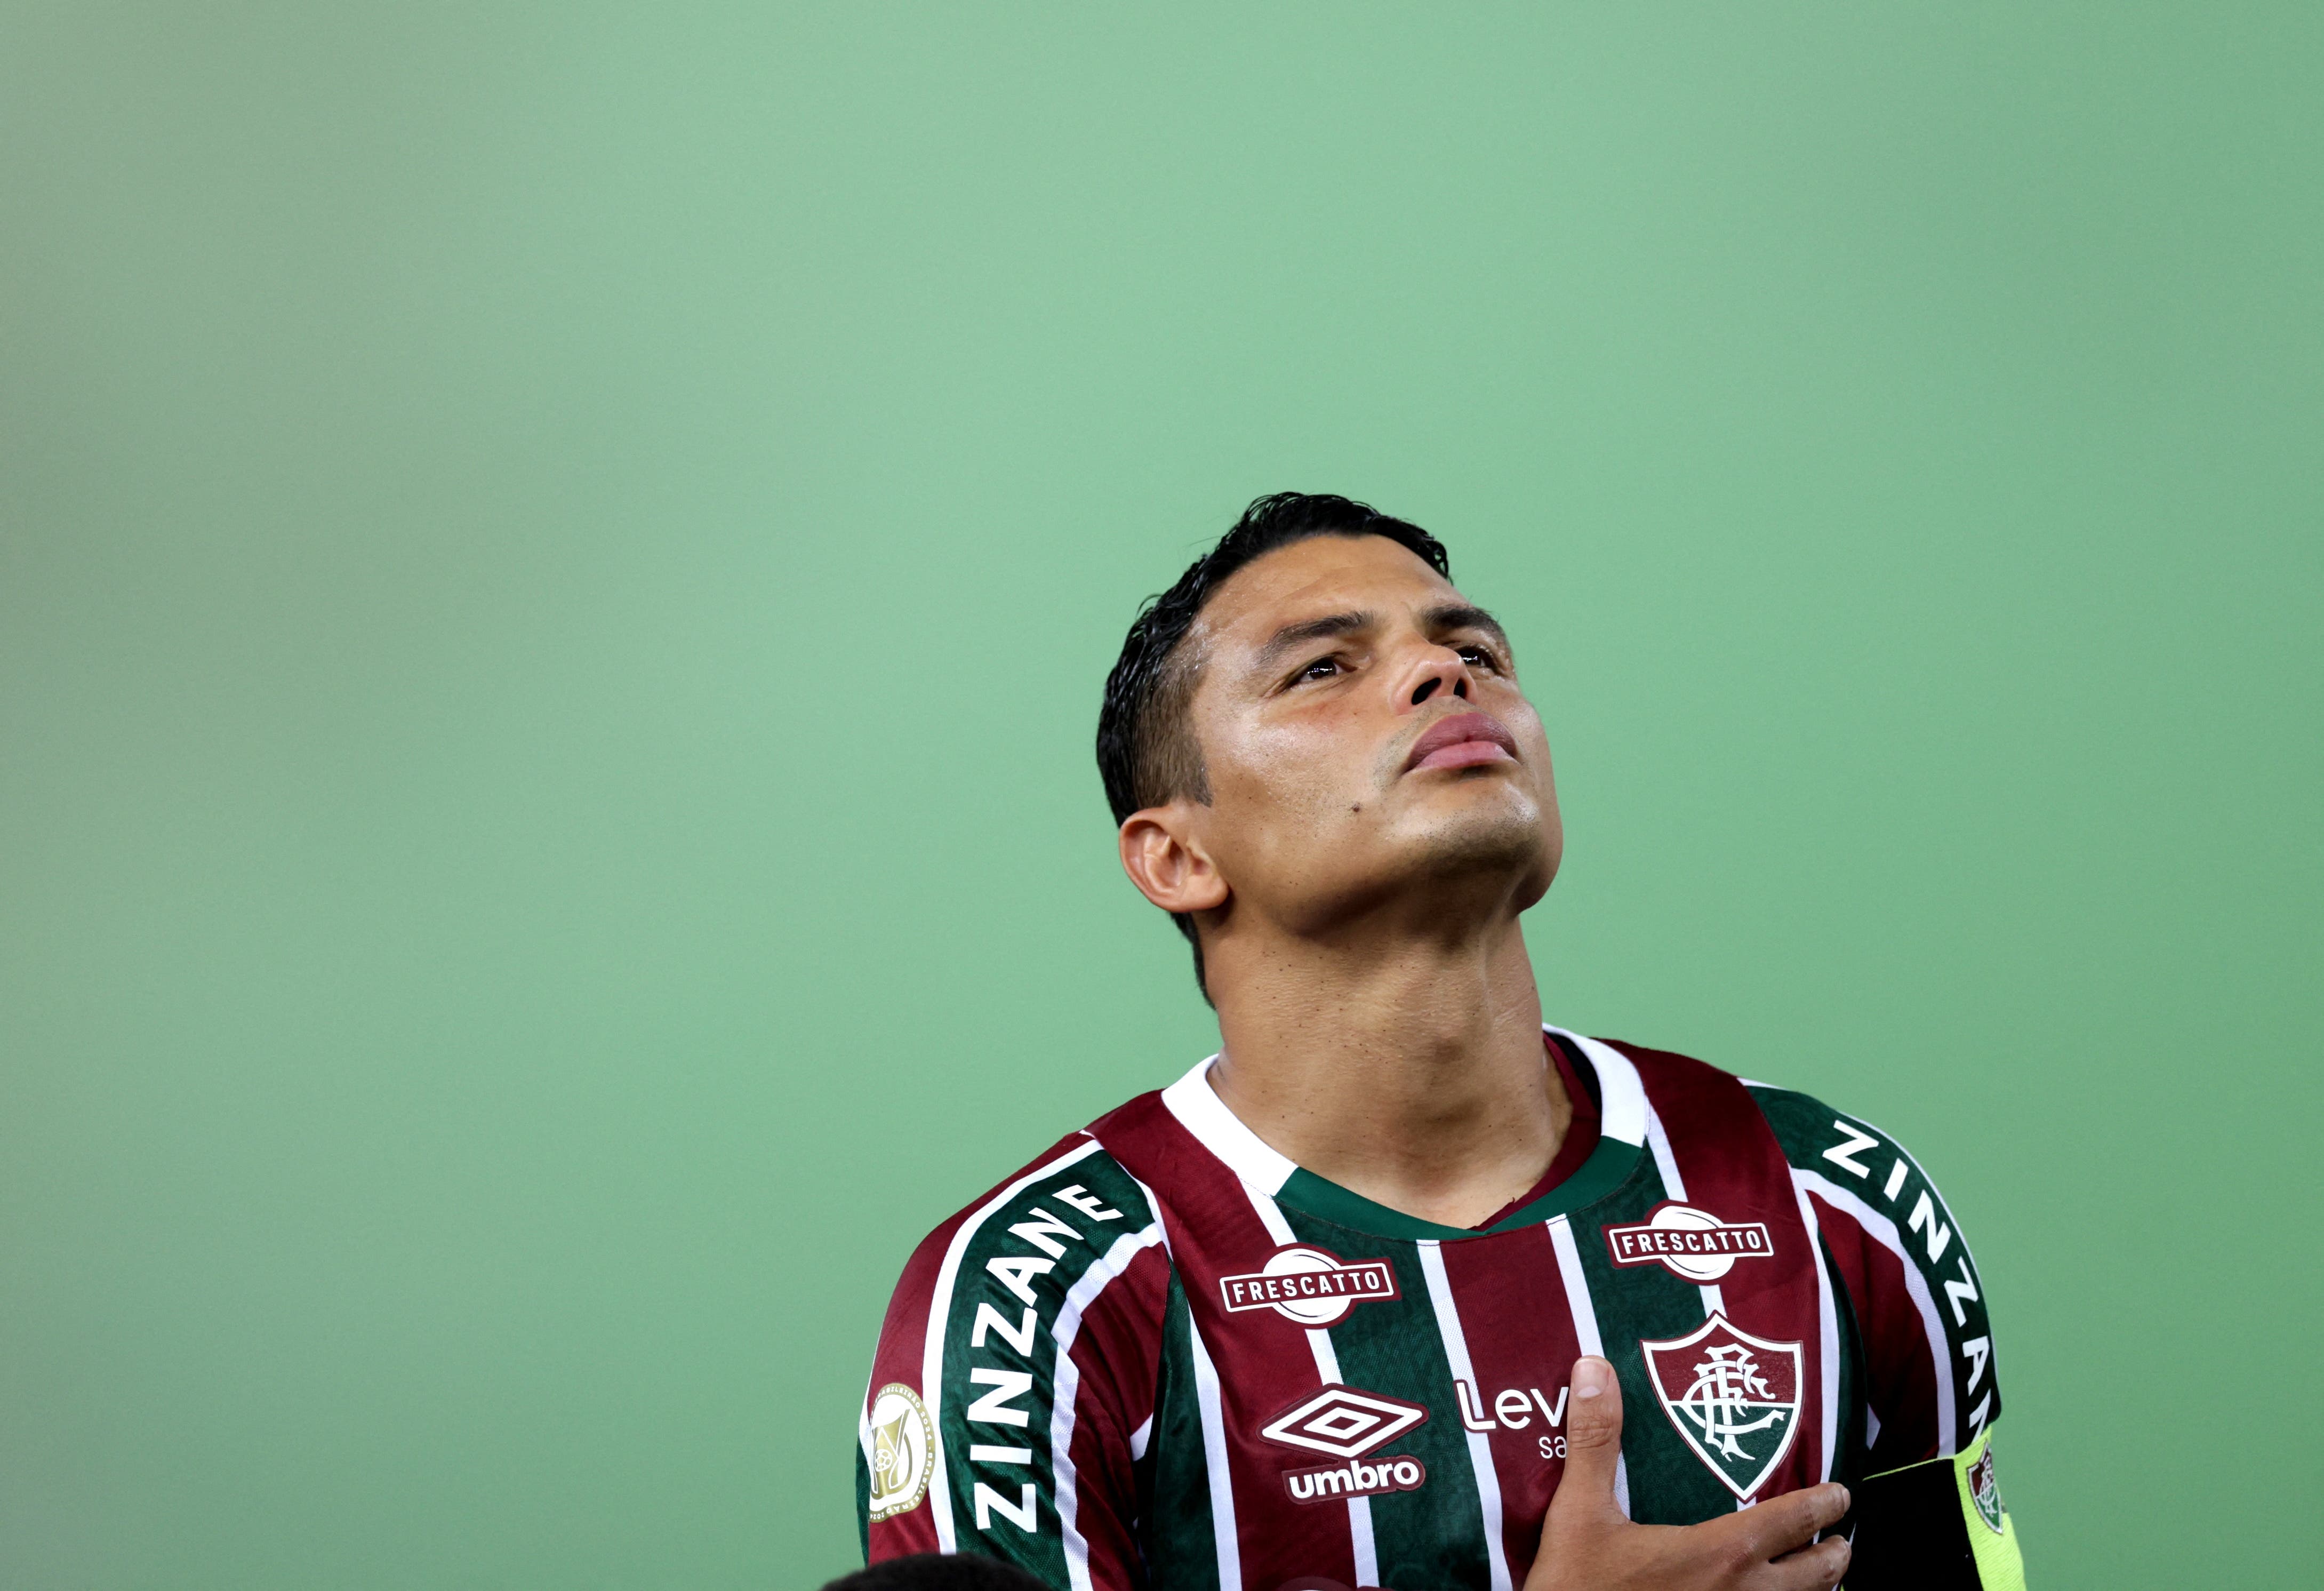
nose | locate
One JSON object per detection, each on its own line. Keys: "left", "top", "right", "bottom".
{"left": 1397, "top": 646, "right": 1472, "bottom": 712}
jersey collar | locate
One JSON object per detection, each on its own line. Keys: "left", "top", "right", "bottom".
{"left": 1157, "top": 1024, "right": 1648, "bottom": 1241}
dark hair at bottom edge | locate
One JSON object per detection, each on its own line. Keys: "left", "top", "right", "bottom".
{"left": 822, "top": 1554, "right": 1053, "bottom": 1591}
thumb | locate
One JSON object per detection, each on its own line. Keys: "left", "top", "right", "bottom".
{"left": 1553, "top": 1356, "right": 1624, "bottom": 1513}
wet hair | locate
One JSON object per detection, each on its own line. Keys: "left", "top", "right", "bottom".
{"left": 820, "top": 1554, "right": 1051, "bottom": 1591}
{"left": 1095, "top": 491, "right": 1451, "bottom": 996}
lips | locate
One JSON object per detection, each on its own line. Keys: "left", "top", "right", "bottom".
{"left": 1402, "top": 711, "right": 1520, "bottom": 773}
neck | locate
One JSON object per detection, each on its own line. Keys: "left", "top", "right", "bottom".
{"left": 1202, "top": 910, "right": 1567, "bottom": 1229}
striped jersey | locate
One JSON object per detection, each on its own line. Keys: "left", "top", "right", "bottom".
{"left": 856, "top": 1029, "right": 2026, "bottom": 1589}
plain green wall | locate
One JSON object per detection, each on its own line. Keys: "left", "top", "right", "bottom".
{"left": 3, "top": 6, "right": 2317, "bottom": 1587}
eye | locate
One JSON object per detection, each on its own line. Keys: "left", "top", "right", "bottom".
{"left": 1296, "top": 655, "right": 1343, "bottom": 683}
{"left": 1455, "top": 643, "right": 1498, "bottom": 670}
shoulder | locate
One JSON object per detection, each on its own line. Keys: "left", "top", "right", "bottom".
{"left": 883, "top": 1126, "right": 1167, "bottom": 1319}
{"left": 1741, "top": 1081, "right": 2006, "bottom": 1458}
{"left": 1585, "top": 1032, "right": 1753, "bottom": 1117}
{"left": 892, "top": 1116, "right": 1162, "bottom": 1284}
{"left": 1738, "top": 1076, "right": 1965, "bottom": 1219}
{"left": 862, "top": 1118, "right": 1176, "bottom": 1561}
{"left": 1750, "top": 1083, "right": 1999, "bottom": 1354}
{"left": 1589, "top": 1035, "right": 1991, "bottom": 1277}
{"left": 1597, "top": 1033, "right": 1959, "bottom": 1201}
{"left": 1734, "top": 1074, "right": 1987, "bottom": 1274}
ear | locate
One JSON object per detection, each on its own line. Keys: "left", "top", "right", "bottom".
{"left": 1118, "top": 804, "right": 1230, "bottom": 916}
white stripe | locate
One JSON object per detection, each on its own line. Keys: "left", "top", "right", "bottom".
{"left": 1186, "top": 1316, "right": 1243, "bottom": 1591}
{"left": 1738, "top": 1079, "right": 1989, "bottom": 1395}
{"left": 1641, "top": 1104, "right": 1728, "bottom": 1321}
{"left": 854, "top": 1365, "right": 878, "bottom": 1480}
{"left": 1119, "top": 1173, "right": 1169, "bottom": 1473}
{"left": 919, "top": 1138, "right": 1106, "bottom": 1550}
{"left": 1793, "top": 1169, "right": 1958, "bottom": 1455}
{"left": 1125, "top": 1171, "right": 1172, "bottom": 1253}
{"left": 1160, "top": 1056, "right": 1296, "bottom": 1193}
{"left": 1745, "top": 1080, "right": 1976, "bottom": 1466}
{"left": 1127, "top": 1169, "right": 1253, "bottom": 1585}
{"left": 1416, "top": 1241, "right": 1513, "bottom": 1591}
{"left": 1639, "top": 1102, "right": 1742, "bottom": 1509}
{"left": 1051, "top": 1221, "right": 1167, "bottom": 1591}
{"left": 1548, "top": 1027, "right": 1647, "bottom": 1146}
{"left": 1857, "top": 1113, "right": 1991, "bottom": 1285}
{"left": 1238, "top": 1178, "right": 1375, "bottom": 1586}
{"left": 1792, "top": 1184, "right": 1842, "bottom": 1483}
{"left": 1549, "top": 1216, "right": 1629, "bottom": 1518}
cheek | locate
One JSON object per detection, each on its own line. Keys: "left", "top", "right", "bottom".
{"left": 1210, "top": 719, "right": 1369, "bottom": 828}
{"left": 1503, "top": 700, "right": 1558, "bottom": 790}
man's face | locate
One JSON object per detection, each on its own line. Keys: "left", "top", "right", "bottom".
{"left": 1173, "top": 533, "right": 1561, "bottom": 934}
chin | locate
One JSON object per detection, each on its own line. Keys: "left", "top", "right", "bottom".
{"left": 1398, "top": 802, "right": 1559, "bottom": 897}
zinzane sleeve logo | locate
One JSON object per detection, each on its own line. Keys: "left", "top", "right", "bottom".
{"left": 930, "top": 1167, "right": 1151, "bottom": 1571}
{"left": 1812, "top": 1113, "right": 2000, "bottom": 1447}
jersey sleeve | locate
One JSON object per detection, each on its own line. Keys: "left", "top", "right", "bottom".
{"left": 1749, "top": 1085, "right": 2027, "bottom": 1590}
{"left": 855, "top": 1134, "right": 1171, "bottom": 1590}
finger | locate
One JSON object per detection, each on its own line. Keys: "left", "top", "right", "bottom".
{"left": 1743, "top": 1482, "right": 1850, "bottom": 1558}
{"left": 1761, "top": 1534, "right": 1850, "bottom": 1590}
{"left": 1551, "top": 1356, "right": 1624, "bottom": 1510}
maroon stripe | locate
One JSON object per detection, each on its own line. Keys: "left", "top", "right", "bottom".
{"left": 1618, "top": 1043, "right": 1829, "bottom": 1500}
{"left": 862, "top": 1130, "right": 1096, "bottom": 1562}
{"left": 863, "top": 1210, "right": 964, "bottom": 1559}
{"left": 1439, "top": 1225, "right": 1582, "bottom": 1581}
{"left": 1092, "top": 1093, "right": 1359, "bottom": 1587}
{"left": 1807, "top": 1192, "right": 1941, "bottom": 1466}
{"left": 1063, "top": 1242, "right": 1172, "bottom": 1587}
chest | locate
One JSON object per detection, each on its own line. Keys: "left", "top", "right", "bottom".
{"left": 1142, "top": 1167, "right": 1854, "bottom": 1588}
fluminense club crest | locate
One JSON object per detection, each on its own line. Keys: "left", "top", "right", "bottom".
{"left": 1968, "top": 1443, "right": 2005, "bottom": 1534}
{"left": 1639, "top": 1314, "right": 1804, "bottom": 1500}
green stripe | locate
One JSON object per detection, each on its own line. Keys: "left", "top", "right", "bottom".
{"left": 1745, "top": 1083, "right": 2002, "bottom": 1444}
{"left": 1742, "top": 1082, "right": 1839, "bottom": 1170}
{"left": 1560, "top": 1165, "right": 1748, "bottom": 1526}
{"left": 1142, "top": 1278, "right": 1224, "bottom": 1591}
{"left": 855, "top": 1443, "right": 871, "bottom": 1563}
{"left": 934, "top": 1147, "right": 1152, "bottom": 1579}
{"left": 1822, "top": 1226, "right": 1870, "bottom": 1489}
{"left": 1276, "top": 1133, "right": 1642, "bottom": 1241}
{"left": 1276, "top": 1217, "right": 1493, "bottom": 1591}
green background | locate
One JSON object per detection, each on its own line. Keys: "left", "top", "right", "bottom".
{"left": 4, "top": 5, "right": 2316, "bottom": 1587}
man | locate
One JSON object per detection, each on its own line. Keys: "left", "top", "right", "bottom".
{"left": 856, "top": 495, "right": 2023, "bottom": 1590}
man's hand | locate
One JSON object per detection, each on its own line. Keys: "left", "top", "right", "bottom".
{"left": 1522, "top": 1357, "right": 1852, "bottom": 1591}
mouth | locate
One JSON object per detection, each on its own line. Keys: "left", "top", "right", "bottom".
{"left": 1401, "top": 711, "right": 1520, "bottom": 774}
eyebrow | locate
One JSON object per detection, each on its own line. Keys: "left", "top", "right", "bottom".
{"left": 1251, "top": 610, "right": 1376, "bottom": 674}
{"left": 1420, "top": 603, "right": 1511, "bottom": 653}
{"left": 1249, "top": 602, "right": 1512, "bottom": 676}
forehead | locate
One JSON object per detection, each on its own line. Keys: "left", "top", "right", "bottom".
{"left": 1193, "top": 534, "right": 1464, "bottom": 651}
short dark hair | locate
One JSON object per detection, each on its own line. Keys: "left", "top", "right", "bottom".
{"left": 821, "top": 1553, "right": 1051, "bottom": 1591}
{"left": 1095, "top": 492, "right": 1452, "bottom": 995}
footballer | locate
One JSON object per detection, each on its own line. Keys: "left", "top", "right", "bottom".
{"left": 855, "top": 495, "right": 2023, "bottom": 1590}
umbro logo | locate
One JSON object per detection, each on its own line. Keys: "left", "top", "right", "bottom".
{"left": 1261, "top": 1385, "right": 1428, "bottom": 1458}
{"left": 1605, "top": 1203, "right": 1773, "bottom": 1282}
{"left": 1261, "top": 1385, "right": 1430, "bottom": 1506}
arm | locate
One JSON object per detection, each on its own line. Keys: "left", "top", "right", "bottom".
{"left": 857, "top": 1141, "right": 1169, "bottom": 1590}
{"left": 1752, "top": 1087, "right": 2028, "bottom": 1588}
